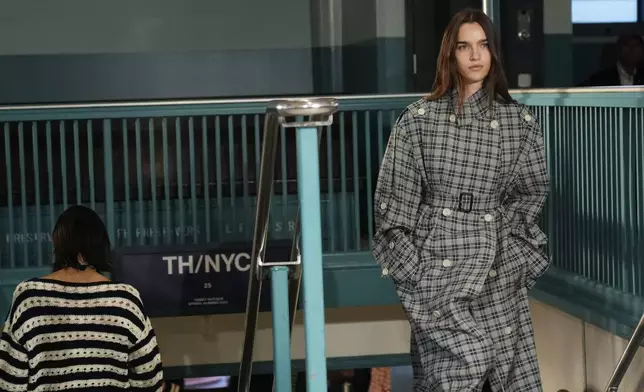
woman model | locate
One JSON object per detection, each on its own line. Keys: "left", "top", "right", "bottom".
{"left": 0, "top": 205, "right": 164, "bottom": 391}
{"left": 373, "top": 8, "right": 549, "bottom": 392}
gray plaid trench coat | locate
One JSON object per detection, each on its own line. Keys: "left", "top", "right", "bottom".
{"left": 373, "top": 87, "right": 549, "bottom": 391}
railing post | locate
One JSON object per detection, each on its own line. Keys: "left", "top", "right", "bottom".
{"left": 270, "top": 266, "right": 292, "bottom": 392}
{"left": 238, "top": 98, "right": 337, "bottom": 392}
{"left": 272, "top": 99, "right": 338, "bottom": 392}
{"left": 295, "top": 124, "right": 327, "bottom": 391}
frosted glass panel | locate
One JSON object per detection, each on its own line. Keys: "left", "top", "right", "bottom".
{"left": 572, "top": 0, "right": 637, "bottom": 23}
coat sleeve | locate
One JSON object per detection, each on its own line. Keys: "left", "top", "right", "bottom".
{"left": 505, "top": 108, "right": 550, "bottom": 285}
{"left": 372, "top": 111, "right": 424, "bottom": 284}
{"left": 0, "top": 288, "right": 29, "bottom": 392}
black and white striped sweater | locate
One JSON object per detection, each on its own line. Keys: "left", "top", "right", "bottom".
{"left": 0, "top": 278, "right": 163, "bottom": 391}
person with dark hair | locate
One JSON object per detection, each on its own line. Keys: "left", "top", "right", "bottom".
{"left": 0, "top": 205, "right": 165, "bottom": 391}
{"left": 51, "top": 204, "right": 113, "bottom": 273}
{"left": 578, "top": 32, "right": 644, "bottom": 86}
{"left": 372, "top": 8, "right": 549, "bottom": 392}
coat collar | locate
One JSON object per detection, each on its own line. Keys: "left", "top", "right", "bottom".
{"left": 448, "top": 86, "right": 494, "bottom": 121}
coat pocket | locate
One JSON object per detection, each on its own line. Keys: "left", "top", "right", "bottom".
{"left": 377, "top": 204, "right": 436, "bottom": 286}
{"left": 386, "top": 232, "right": 422, "bottom": 285}
{"left": 511, "top": 225, "right": 550, "bottom": 288}
{"left": 413, "top": 204, "right": 439, "bottom": 240}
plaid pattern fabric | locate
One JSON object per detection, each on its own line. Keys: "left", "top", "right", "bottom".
{"left": 373, "top": 87, "right": 549, "bottom": 391}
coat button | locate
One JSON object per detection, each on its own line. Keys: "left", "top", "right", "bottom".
{"left": 490, "top": 120, "right": 499, "bottom": 129}
{"left": 432, "top": 310, "right": 441, "bottom": 318}
{"left": 483, "top": 214, "right": 494, "bottom": 222}
{"left": 488, "top": 269, "right": 497, "bottom": 277}
{"left": 380, "top": 202, "right": 387, "bottom": 211}
{"left": 504, "top": 326, "right": 512, "bottom": 335}
{"left": 442, "top": 208, "right": 452, "bottom": 216}
{"left": 417, "top": 108, "right": 426, "bottom": 115}
{"left": 442, "top": 259, "right": 453, "bottom": 267}
{"left": 524, "top": 114, "right": 532, "bottom": 122}
{"left": 382, "top": 268, "right": 389, "bottom": 276}
{"left": 449, "top": 114, "right": 456, "bottom": 123}
{"left": 388, "top": 242, "right": 395, "bottom": 250}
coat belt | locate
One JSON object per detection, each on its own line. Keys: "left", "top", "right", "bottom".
{"left": 425, "top": 192, "right": 503, "bottom": 213}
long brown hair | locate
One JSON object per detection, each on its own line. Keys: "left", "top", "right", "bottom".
{"left": 425, "top": 8, "right": 513, "bottom": 104}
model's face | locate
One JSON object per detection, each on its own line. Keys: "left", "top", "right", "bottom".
{"left": 454, "top": 22, "right": 491, "bottom": 87}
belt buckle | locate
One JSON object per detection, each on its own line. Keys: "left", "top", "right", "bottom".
{"left": 458, "top": 192, "right": 473, "bottom": 213}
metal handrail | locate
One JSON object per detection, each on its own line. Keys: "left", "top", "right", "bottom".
{"left": 604, "top": 311, "right": 644, "bottom": 391}
{"left": 0, "top": 86, "right": 641, "bottom": 111}
{"left": 236, "top": 110, "right": 279, "bottom": 392}
{"left": 237, "top": 98, "right": 338, "bottom": 392}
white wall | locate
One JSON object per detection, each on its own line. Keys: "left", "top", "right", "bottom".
{"left": 0, "top": 0, "right": 315, "bottom": 102}
{"left": 531, "top": 300, "right": 586, "bottom": 391}
{"left": 542, "top": 0, "right": 574, "bottom": 86}
{"left": 585, "top": 323, "right": 644, "bottom": 391}
{"left": 376, "top": 0, "right": 405, "bottom": 39}
{"left": 544, "top": 0, "right": 573, "bottom": 34}
{"left": 341, "top": 0, "right": 377, "bottom": 46}
{"left": 152, "top": 306, "right": 411, "bottom": 366}
{"left": 0, "top": 0, "right": 312, "bottom": 55}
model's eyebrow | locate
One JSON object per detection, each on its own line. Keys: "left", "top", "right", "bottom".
{"left": 457, "top": 39, "right": 488, "bottom": 45}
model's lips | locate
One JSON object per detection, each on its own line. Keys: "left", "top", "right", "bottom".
{"left": 469, "top": 65, "right": 483, "bottom": 71}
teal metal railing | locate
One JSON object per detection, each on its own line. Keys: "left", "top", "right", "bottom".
{"left": 1, "top": 87, "right": 644, "bottom": 302}
{"left": 0, "top": 96, "right": 411, "bottom": 269}
{"left": 514, "top": 89, "right": 644, "bottom": 299}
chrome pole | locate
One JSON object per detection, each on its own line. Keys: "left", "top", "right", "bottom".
{"left": 482, "top": 0, "right": 500, "bottom": 26}
{"left": 604, "top": 311, "right": 644, "bottom": 391}
{"left": 482, "top": 0, "right": 490, "bottom": 17}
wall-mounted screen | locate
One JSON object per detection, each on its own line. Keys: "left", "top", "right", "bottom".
{"left": 183, "top": 376, "right": 231, "bottom": 390}
{"left": 572, "top": 0, "right": 638, "bottom": 23}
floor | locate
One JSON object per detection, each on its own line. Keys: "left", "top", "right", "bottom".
{"left": 391, "top": 366, "right": 414, "bottom": 391}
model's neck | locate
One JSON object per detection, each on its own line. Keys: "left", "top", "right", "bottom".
{"left": 462, "top": 82, "right": 483, "bottom": 101}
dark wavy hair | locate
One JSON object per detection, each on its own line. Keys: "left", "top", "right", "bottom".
{"left": 425, "top": 8, "right": 512, "bottom": 104}
{"left": 52, "top": 205, "right": 112, "bottom": 273}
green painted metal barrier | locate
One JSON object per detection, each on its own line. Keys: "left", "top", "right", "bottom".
{"left": 1, "top": 88, "right": 644, "bottom": 321}
{"left": 1, "top": 103, "right": 400, "bottom": 267}
{"left": 516, "top": 90, "right": 644, "bottom": 298}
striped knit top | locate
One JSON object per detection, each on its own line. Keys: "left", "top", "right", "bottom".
{"left": 0, "top": 278, "right": 164, "bottom": 392}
